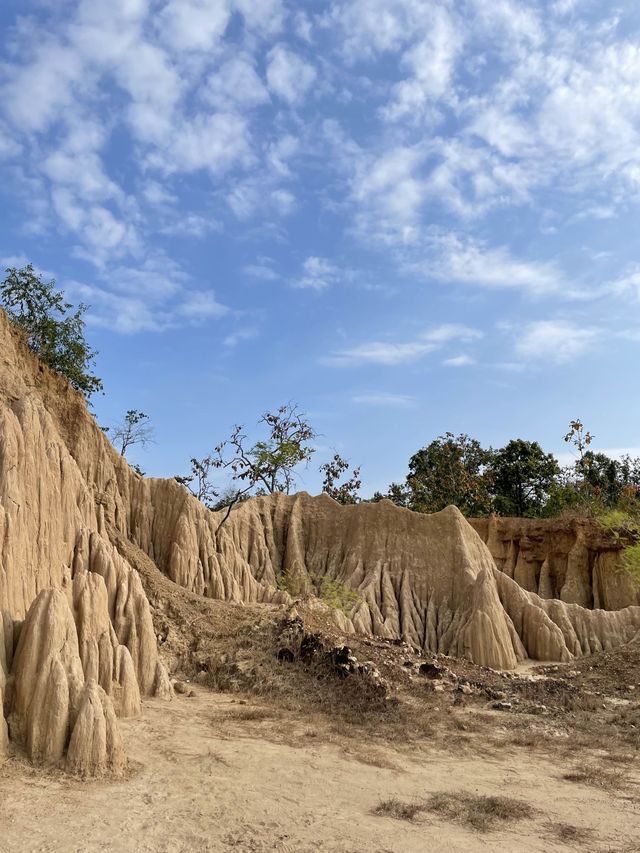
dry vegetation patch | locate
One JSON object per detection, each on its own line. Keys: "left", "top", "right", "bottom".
{"left": 546, "top": 821, "right": 594, "bottom": 845}
{"left": 373, "top": 798, "right": 424, "bottom": 821}
{"left": 424, "top": 791, "right": 535, "bottom": 832}
{"left": 562, "top": 762, "right": 628, "bottom": 791}
{"left": 373, "top": 791, "right": 535, "bottom": 832}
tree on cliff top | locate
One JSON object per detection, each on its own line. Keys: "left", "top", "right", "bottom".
{"left": 404, "top": 433, "right": 494, "bottom": 516}
{"left": 490, "top": 439, "right": 559, "bottom": 517}
{"left": 0, "top": 265, "right": 102, "bottom": 400}
{"left": 176, "top": 403, "right": 317, "bottom": 522}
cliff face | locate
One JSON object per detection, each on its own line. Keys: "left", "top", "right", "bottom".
{"left": 0, "top": 312, "right": 170, "bottom": 774}
{"left": 1, "top": 310, "right": 640, "bottom": 774}
{"left": 470, "top": 517, "right": 639, "bottom": 610}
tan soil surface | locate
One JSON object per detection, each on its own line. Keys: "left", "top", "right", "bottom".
{"left": 2, "top": 687, "right": 639, "bottom": 853}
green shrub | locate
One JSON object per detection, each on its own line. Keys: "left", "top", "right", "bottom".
{"left": 597, "top": 508, "right": 640, "bottom": 588}
{"left": 314, "top": 576, "right": 361, "bottom": 615}
{"left": 276, "top": 569, "right": 361, "bottom": 614}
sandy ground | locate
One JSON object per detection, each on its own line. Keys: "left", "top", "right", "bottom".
{"left": 1, "top": 688, "right": 639, "bottom": 853}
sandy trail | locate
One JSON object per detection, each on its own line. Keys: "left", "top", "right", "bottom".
{"left": 1, "top": 689, "right": 638, "bottom": 853}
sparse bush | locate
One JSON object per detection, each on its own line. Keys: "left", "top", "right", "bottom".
{"left": 562, "top": 762, "right": 627, "bottom": 790}
{"left": 373, "top": 798, "right": 423, "bottom": 821}
{"left": 425, "top": 791, "right": 534, "bottom": 832}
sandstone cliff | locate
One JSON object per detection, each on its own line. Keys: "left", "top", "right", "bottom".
{"left": 470, "top": 516, "right": 640, "bottom": 610}
{"left": 1, "top": 309, "right": 640, "bottom": 775}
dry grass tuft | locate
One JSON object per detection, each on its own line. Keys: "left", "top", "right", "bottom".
{"left": 546, "top": 821, "right": 594, "bottom": 844}
{"left": 425, "top": 791, "right": 534, "bottom": 832}
{"left": 562, "top": 762, "right": 627, "bottom": 791}
{"left": 214, "top": 706, "right": 275, "bottom": 724}
{"left": 373, "top": 798, "right": 423, "bottom": 821}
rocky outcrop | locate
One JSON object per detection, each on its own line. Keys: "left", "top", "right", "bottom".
{"left": 0, "top": 313, "right": 168, "bottom": 774}
{"left": 470, "top": 516, "right": 640, "bottom": 610}
{"left": 127, "top": 488, "right": 640, "bottom": 669}
{"left": 1, "top": 308, "right": 640, "bottom": 772}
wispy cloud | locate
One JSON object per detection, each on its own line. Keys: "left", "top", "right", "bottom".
{"left": 68, "top": 253, "right": 228, "bottom": 334}
{"left": 324, "top": 324, "right": 482, "bottom": 366}
{"left": 352, "top": 392, "right": 416, "bottom": 407}
{"left": 514, "top": 320, "right": 600, "bottom": 363}
{"left": 293, "top": 256, "right": 340, "bottom": 290}
{"left": 423, "top": 234, "right": 565, "bottom": 296}
{"left": 443, "top": 354, "right": 475, "bottom": 367}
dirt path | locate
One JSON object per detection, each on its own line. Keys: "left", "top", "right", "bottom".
{"left": 1, "top": 689, "right": 638, "bottom": 852}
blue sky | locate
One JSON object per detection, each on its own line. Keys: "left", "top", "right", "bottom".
{"left": 1, "top": 0, "right": 640, "bottom": 495}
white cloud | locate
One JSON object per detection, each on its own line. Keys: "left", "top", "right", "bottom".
{"left": 143, "top": 180, "right": 177, "bottom": 206}
{"left": 160, "top": 214, "right": 222, "bottom": 238}
{"left": 41, "top": 118, "right": 120, "bottom": 203}
{"left": 610, "top": 265, "right": 640, "bottom": 300}
{"left": 0, "top": 123, "right": 20, "bottom": 159}
{"left": 514, "top": 320, "right": 600, "bottom": 363}
{"left": 242, "top": 262, "right": 280, "bottom": 281}
{"left": 2, "top": 43, "right": 85, "bottom": 133}
{"left": 352, "top": 145, "right": 428, "bottom": 243}
{"left": 423, "top": 234, "right": 565, "bottom": 296}
{"left": 50, "top": 188, "right": 139, "bottom": 265}
{"left": 324, "top": 324, "right": 481, "bottom": 366}
{"left": 158, "top": 0, "right": 231, "bottom": 52}
{"left": 69, "top": 253, "right": 228, "bottom": 333}
{"left": 204, "top": 56, "right": 269, "bottom": 110}
{"left": 352, "top": 392, "right": 416, "bottom": 407}
{"left": 223, "top": 327, "right": 259, "bottom": 347}
{"left": 178, "top": 290, "right": 228, "bottom": 320}
{"left": 294, "top": 257, "right": 339, "bottom": 291}
{"left": 443, "top": 354, "right": 476, "bottom": 367}
{"left": 329, "top": 0, "right": 420, "bottom": 59}
{"left": 234, "top": 0, "right": 285, "bottom": 35}
{"left": 158, "top": 113, "right": 254, "bottom": 176}
{"left": 266, "top": 45, "right": 316, "bottom": 104}
{"left": 381, "top": 6, "right": 463, "bottom": 121}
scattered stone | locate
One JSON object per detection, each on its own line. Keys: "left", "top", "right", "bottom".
{"left": 419, "top": 662, "right": 446, "bottom": 679}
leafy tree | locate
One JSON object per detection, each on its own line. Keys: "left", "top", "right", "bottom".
{"left": 320, "top": 453, "right": 362, "bottom": 505}
{"left": 212, "top": 403, "right": 317, "bottom": 497}
{"left": 108, "top": 410, "right": 154, "bottom": 457}
{"left": 376, "top": 482, "right": 411, "bottom": 507}
{"left": 490, "top": 439, "right": 560, "bottom": 517}
{"left": 618, "top": 454, "right": 640, "bottom": 489}
{"left": 0, "top": 265, "right": 102, "bottom": 399}
{"left": 581, "top": 451, "right": 624, "bottom": 506}
{"left": 403, "top": 433, "right": 494, "bottom": 516}
{"left": 176, "top": 404, "right": 317, "bottom": 525}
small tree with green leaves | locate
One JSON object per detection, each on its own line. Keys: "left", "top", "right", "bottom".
{"left": 213, "top": 404, "right": 317, "bottom": 497}
{"left": 0, "top": 265, "right": 102, "bottom": 399}
{"left": 320, "top": 453, "right": 362, "bottom": 505}
{"left": 176, "top": 403, "right": 317, "bottom": 526}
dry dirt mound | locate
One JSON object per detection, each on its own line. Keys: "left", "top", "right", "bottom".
{"left": 1, "top": 308, "right": 640, "bottom": 775}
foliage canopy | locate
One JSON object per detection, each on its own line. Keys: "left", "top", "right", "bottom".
{"left": 1, "top": 265, "right": 102, "bottom": 400}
